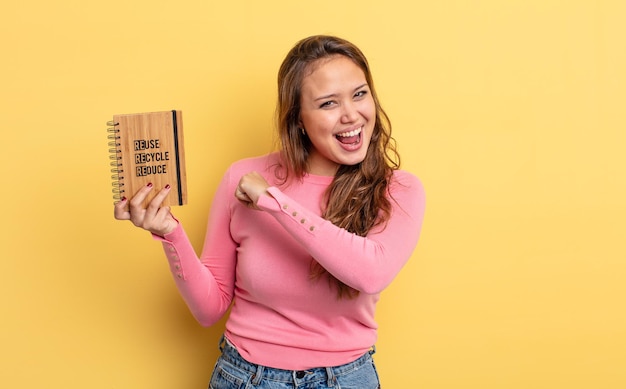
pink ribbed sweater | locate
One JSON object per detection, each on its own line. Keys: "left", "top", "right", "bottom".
{"left": 155, "top": 153, "right": 425, "bottom": 370}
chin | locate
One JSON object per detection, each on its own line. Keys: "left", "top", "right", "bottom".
{"left": 339, "top": 154, "right": 368, "bottom": 167}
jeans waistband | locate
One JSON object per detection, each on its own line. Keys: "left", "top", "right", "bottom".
{"left": 218, "top": 335, "right": 375, "bottom": 386}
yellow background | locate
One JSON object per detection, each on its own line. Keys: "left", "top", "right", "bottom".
{"left": 1, "top": 1, "right": 624, "bottom": 388}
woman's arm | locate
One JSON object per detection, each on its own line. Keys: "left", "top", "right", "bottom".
{"left": 254, "top": 171, "right": 426, "bottom": 294}
{"left": 152, "top": 171, "right": 238, "bottom": 327}
{"left": 114, "top": 183, "right": 231, "bottom": 326}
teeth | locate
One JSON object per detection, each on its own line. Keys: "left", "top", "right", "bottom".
{"left": 337, "top": 127, "right": 362, "bottom": 138}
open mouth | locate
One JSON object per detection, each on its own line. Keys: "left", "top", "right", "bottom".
{"left": 335, "top": 126, "right": 362, "bottom": 145}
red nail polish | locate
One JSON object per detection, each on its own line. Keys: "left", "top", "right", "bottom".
{"left": 165, "top": 184, "right": 171, "bottom": 189}
{"left": 121, "top": 196, "right": 127, "bottom": 201}
{"left": 147, "top": 183, "right": 153, "bottom": 188}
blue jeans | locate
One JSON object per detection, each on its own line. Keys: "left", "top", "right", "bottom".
{"left": 208, "top": 336, "right": 381, "bottom": 388}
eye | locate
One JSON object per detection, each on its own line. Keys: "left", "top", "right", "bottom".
{"left": 319, "top": 101, "right": 336, "bottom": 109}
{"left": 354, "top": 90, "right": 368, "bottom": 99}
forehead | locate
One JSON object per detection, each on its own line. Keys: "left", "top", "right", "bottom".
{"left": 301, "top": 55, "right": 366, "bottom": 92}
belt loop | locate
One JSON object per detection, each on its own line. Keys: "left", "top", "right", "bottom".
{"left": 252, "top": 365, "right": 264, "bottom": 385}
{"left": 370, "top": 345, "right": 377, "bottom": 356}
{"left": 218, "top": 334, "right": 226, "bottom": 352}
{"left": 325, "top": 367, "right": 337, "bottom": 387}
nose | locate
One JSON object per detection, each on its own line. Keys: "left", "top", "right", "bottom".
{"left": 340, "top": 101, "right": 359, "bottom": 123}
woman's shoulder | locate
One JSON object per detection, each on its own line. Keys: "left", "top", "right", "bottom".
{"left": 390, "top": 169, "right": 425, "bottom": 196}
{"left": 226, "top": 152, "right": 283, "bottom": 176}
{"left": 392, "top": 169, "right": 423, "bottom": 186}
{"left": 227, "top": 152, "right": 277, "bottom": 169}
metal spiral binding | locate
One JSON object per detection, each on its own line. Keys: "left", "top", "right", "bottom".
{"left": 107, "top": 121, "right": 124, "bottom": 202}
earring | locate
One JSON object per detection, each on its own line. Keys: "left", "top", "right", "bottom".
{"left": 299, "top": 127, "right": 306, "bottom": 135}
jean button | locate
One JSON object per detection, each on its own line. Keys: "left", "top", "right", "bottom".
{"left": 295, "top": 371, "right": 306, "bottom": 379}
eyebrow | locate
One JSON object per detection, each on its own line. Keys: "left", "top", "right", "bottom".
{"left": 313, "top": 83, "right": 369, "bottom": 101}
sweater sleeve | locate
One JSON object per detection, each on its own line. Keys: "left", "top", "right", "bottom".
{"left": 256, "top": 171, "right": 426, "bottom": 294}
{"left": 153, "top": 168, "right": 237, "bottom": 327}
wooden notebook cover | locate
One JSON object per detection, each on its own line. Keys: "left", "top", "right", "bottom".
{"left": 112, "top": 110, "right": 187, "bottom": 208}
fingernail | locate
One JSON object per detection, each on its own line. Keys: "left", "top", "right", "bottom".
{"left": 121, "top": 196, "right": 127, "bottom": 202}
{"left": 165, "top": 184, "right": 171, "bottom": 189}
{"left": 147, "top": 183, "right": 153, "bottom": 188}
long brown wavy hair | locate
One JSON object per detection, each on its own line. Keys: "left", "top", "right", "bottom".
{"left": 276, "top": 35, "right": 400, "bottom": 298}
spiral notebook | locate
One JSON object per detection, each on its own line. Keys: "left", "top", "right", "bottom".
{"left": 108, "top": 110, "right": 187, "bottom": 207}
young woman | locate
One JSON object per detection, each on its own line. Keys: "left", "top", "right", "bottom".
{"left": 114, "top": 35, "right": 425, "bottom": 389}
